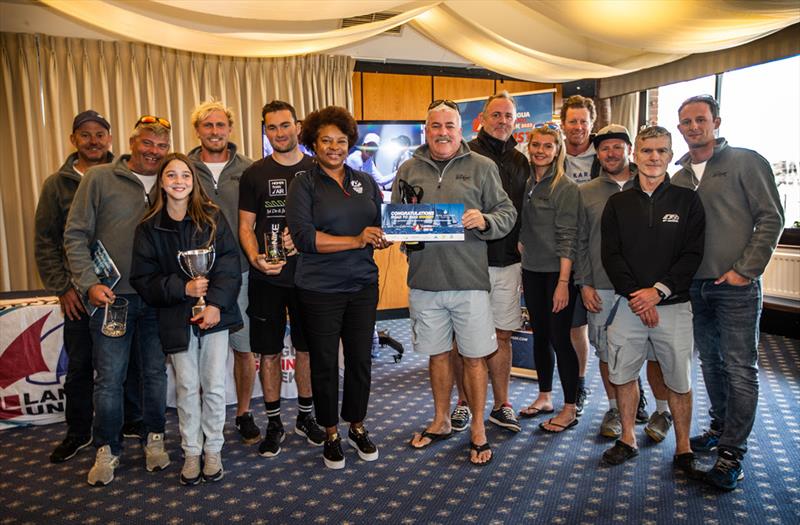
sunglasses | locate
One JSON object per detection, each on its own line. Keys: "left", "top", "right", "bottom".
{"left": 534, "top": 121, "right": 560, "bottom": 131}
{"left": 135, "top": 115, "right": 171, "bottom": 129}
{"left": 428, "top": 99, "right": 460, "bottom": 113}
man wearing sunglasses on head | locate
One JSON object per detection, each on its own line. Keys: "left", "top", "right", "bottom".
{"left": 186, "top": 99, "right": 259, "bottom": 445}
{"left": 395, "top": 99, "right": 516, "bottom": 466}
{"left": 65, "top": 114, "right": 172, "bottom": 486}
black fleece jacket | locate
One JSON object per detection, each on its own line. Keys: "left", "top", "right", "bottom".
{"left": 601, "top": 176, "right": 705, "bottom": 304}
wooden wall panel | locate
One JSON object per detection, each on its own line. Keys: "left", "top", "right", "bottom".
{"left": 375, "top": 243, "right": 409, "bottom": 310}
{"left": 362, "top": 73, "right": 430, "bottom": 120}
{"left": 433, "top": 77, "right": 493, "bottom": 102}
{"left": 497, "top": 80, "right": 554, "bottom": 94}
{"left": 352, "top": 72, "right": 363, "bottom": 120}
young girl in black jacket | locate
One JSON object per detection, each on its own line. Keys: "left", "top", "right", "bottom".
{"left": 131, "top": 153, "right": 242, "bottom": 486}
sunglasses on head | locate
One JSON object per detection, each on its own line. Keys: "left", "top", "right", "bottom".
{"left": 428, "top": 99, "right": 460, "bottom": 113}
{"left": 135, "top": 115, "right": 171, "bottom": 129}
{"left": 534, "top": 121, "right": 560, "bottom": 131}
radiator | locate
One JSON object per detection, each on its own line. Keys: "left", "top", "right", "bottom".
{"left": 763, "top": 247, "right": 800, "bottom": 300}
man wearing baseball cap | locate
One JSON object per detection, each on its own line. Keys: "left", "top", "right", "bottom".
{"left": 346, "top": 132, "right": 385, "bottom": 186}
{"left": 35, "top": 110, "right": 113, "bottom": 463}
{"left": 575, "top": 124, "right": 671, "bottom": 443}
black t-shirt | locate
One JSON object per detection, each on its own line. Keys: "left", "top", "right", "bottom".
{"left": 239, "top": 154, "right": 316, "bottom": 287}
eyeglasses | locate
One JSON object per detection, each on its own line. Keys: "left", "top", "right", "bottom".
{"left": 135, "top": 115, "right": 171, "bottom": 129}
{"left": 534, "top": 121, "right": 560, "bottom": 131}
{"left": 428, "top": 99, "right": 460, "bottom": 113}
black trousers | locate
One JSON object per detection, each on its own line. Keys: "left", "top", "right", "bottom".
{"left": 297, "top": 284, "right": 378, "bottom": 428}
{"left": 63, "top": 314, "right": 94, "bottom": 438}
{"left": 521, "top": 270, "right": 579, "bottom": 404}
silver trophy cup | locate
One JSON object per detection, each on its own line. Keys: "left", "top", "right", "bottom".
{"left": 177, "top": 247, "right": 216, "bottom": 320}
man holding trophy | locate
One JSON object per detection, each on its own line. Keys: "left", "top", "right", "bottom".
{"left": 65, "top": 115, "right": 172, "bottom": 486}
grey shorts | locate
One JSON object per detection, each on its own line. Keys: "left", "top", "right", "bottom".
{"left": 488, "top": 263, "right": 523, "bottom": 331}
{"left": 409, "top": 289, "right": 497, "bottom": 358}
{"left": 229, "top": 271, "right": 251, "bottom": 353}
{"left": 607, "top": 297, "right": 693, "bottom": 393}
{"left": 589, "top": 288, "right": 657, "bottom": 363}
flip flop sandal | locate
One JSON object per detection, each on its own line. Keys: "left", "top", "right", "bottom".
{"left": 519, "top": 406, "right": 555, "bottom": 418}
{"left": 469, "top": 441, "right": 492, "bottom": 466}
{"left": 539, "top": 418, "right": 579, "bottom": 433}
{"left": 409, "top": 430, "right": 454, "bottom": 449}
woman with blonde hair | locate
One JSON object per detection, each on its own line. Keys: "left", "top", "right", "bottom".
{"left": 518, "top": 124, "right": 581, "bottom": 433}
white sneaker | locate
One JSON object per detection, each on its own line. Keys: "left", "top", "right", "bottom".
{"left": 203, "top": 452, "right": 223, "bottom": 482}
{"left": 87, "top": 445, "right": 119, "bottom": 486}
{"left": 144, "top": 432, "right": 170, "bottom": 472}
{"left": 180, "top": 454, "right": 201, "bottom": 486}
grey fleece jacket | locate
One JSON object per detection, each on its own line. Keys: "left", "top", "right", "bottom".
{"left": 64, "top": 155, "right": 156, "bottom": 295}
{"left": 575, "top": 166, "right": 636, "bottom": 289}
{"left": 519, "top": 166, "right": 580, "bottom": 272}
{"left": 672, "top": 138, "right": 784, "bottom": 280}
{"left": 391, "top": 141, "right": 516, "bottom": 292}
{"left": 35, "top": 151, "right": 115, "bottom": 295}
{"left": 188, "top": 143, "right": 253, "bottom": 272}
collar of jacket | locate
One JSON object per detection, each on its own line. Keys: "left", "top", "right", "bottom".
{"left": 412, "top": 140, "right": 472, "bottom": 169}
{"left": 598, "top": 163, "right": 638, "bottom": 184}
{"left": 59, "top": 151, "right": 115, "bottom": 181}
{"left": 187, "top": 142, "right": 240, "bottom": 170}
{"left": 153, "top": 206, "right": 192, "bottom": 232}
{"left": 476, "top": 128, "right": 518, "bottom": 156}
{"left": 676, "top": 137, "right": 728, "bottom": 169}
{"left": 632, "top": 171, "right": 672, "bottom": 195}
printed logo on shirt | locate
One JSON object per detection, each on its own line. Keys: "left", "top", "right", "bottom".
{"left": 662, "top": 213, "right": 680, "bottom": 223}
{"left": 711, "top": 171, "right": 727, "bottom": 178}
{"left": 455, "top": 173, "right": 470, "bottom": 181}
{"left": 269, "top": 179, "right": 287, "bottom": 197}
{"left": 350, "top": 179, "right": 363, "bottom": 194}
{"left": 263, "top": 199, "right": 286, "bottom": 218}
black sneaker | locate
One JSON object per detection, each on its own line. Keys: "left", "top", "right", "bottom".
{"left": 235, "top": 412, "right": 261, "bottom": 445}
{"left": 258, "top": 420, "right": 285, "bottom": 457}
{"left": 576, "top": 386, "right": 590, "bottom": 417}
{"left": 635, "top": 392, "right": 649, "bottom": 424}
{"left": 450, "top": 401, "right": 471, "bottom": 432}
{"left": 50, "top": 435, "right": 92, "bottom": 463}
{"left": 602, "top": 440, "right": 639, "bottom": 465}
{"left": 488, "top": 405, "right": 521, "bottom": 433}
{"left": 121, "top": 421, "right": 145, "bottom": 440}
{"left": 323, "top": 434, "right": 345, "bottom": 469}
{"left": 673, "top": 452, "right": 704, "bottom": 481}
{"left": 295, "top": 415, "right": 325, "bottom": 446}
{"left": 347, "top": 426, "right": 379, "bottom": 461}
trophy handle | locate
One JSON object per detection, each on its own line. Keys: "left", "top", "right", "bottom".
{"left": 177, "top": 252, "right": 194, "bottom": 278}
{"left": 207, "top": 245, "right": 216, "bottom": 271}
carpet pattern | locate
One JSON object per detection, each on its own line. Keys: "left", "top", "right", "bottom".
{"left": 1, "top": 320, "right": 798, "bottom": 524}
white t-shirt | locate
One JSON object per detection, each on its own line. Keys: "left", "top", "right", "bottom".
{"left": 205, "top": 162, "right": 226, "bottom": 184}
{"left": 691, "top": 161, "right": 708, "bottom": 184}
{"left": 132, "top": 171, "right": 156, "bottom": 198}
{"left": 615, "top": 179, "right": 626, "bottom": 190}
{"left": 565, "top": 143, "right": 596, "bottom": 185}
{"left": 72, "top": 163, "right": 84, "bottom": 177}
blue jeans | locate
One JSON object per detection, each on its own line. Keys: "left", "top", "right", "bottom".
{"left": 90, "top": 294, "right": 166, "bottom": 455}
{"left": 690, "top": 279, "right": 762, "bottom": 458}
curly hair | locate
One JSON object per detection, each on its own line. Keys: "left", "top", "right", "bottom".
{"left": 299, "top": 106, "right": 358, "bottom": 152}
{"left": 560, "top": 95, "right": 596, "bottom": 125}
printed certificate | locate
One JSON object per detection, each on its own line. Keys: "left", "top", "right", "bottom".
{"left": 381, "top": 203, "right": 464, "bottom": 241}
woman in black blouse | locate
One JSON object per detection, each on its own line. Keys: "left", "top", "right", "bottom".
{"left": 286, "top": 106, "right": 390, "bottom": 470}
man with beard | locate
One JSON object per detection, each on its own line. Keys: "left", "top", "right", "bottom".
{"left": 238, "top": 100, "right": 325, "bottom": 458}
{"left": 576, "top": 125, "right": 671, "bottom": 442}
{"left": 187, "top": 100, "right": 258, "bottom": 444}
{"left": 397, "top": 100, "right": 516, "bottom": 465}
{"left": 65, "top": 115, "right": 172, "bottom": 486}
{"left": 450, "top": 92, "right": 528, "bottom": 434}
{"left": 35, "top": 110, "right": 114, "bottom": 463}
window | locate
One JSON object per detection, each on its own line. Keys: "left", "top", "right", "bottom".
{"left": 655, "top": 75, "right": 716, "bottom": 171}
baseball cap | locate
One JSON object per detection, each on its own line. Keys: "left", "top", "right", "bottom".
{"left": 362, "top": 133, "right": 381, "bottom": 146}
{"left": 72, "top": 110, "right": 111, "bottom": 133}
{"left": 593, "top": 124, "right": 631, "bottom": 148}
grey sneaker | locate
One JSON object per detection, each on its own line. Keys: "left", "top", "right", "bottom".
{"left": 180, "top": 454, "right": 201, "bottom": 486}
{"left": 644, "top": 411, "right": 673, "bottom": 443}
{"left": 202, "top": 452, "right": 224, "bottom": 482}
{"left": 450, "top": 402, "right": 471, "bottom": 432}
{"left": 87, "top": 445, "right": 119, "bottom": 486}
{"left": 144, "top": 432, "right": 170, "bottom": 472}
{"left": 599, "top": 408, "right": 622, "bottom": 438}
{"left": 488, "top": 405, "right": 521, "bottom": 433}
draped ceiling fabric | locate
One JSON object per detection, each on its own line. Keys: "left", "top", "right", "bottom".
{"left": 0, "top": 33, "right": 354, "bottom": 291}
{"left": 41, "top": 0, "right": 800, "bottom": 83}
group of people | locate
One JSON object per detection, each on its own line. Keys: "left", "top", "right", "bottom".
{"left": 34, "top": 90, "right": 782, "bottom": 493}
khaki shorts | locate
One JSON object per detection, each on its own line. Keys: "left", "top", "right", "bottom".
{"left": 488, "top": 263, "right": 523, "bottom": 331}
{"left": 607, "top": 297, "right": 693, "bottom": 394}
{"left": 409, "top": 289, "right": 497, "bottom": 358}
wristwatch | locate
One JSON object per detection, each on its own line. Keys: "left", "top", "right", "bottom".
{"left": 655, "top": 288, "right": 667, "bottom": 301}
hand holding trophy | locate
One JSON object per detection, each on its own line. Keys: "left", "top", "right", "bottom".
{"left": 178, "top": 246, "right": 215, "bottom": 323}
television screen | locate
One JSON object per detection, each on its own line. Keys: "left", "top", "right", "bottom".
{"left": 347, "top": 121, "right": 426, "bottom": 198}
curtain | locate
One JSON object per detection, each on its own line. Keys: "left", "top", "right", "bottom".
{"left": 0, "top": 32, "right": 355, "bottom": 292}
{"left": 609, "top": 93, "right": 640, "bottom": 140}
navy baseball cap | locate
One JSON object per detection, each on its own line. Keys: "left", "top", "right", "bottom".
{"left": 72, "top": 110, "right": 111, "bottom": 132}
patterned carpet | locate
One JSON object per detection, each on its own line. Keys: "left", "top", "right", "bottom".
{"left": 1, "top": 320, "right": 798, "bottom": 525}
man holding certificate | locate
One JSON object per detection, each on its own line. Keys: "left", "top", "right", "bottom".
{"left": 393, "top": 100, "right": 516, "bottom": 466}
